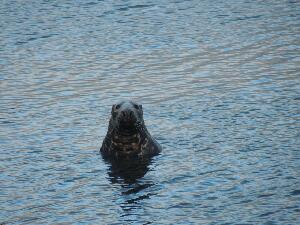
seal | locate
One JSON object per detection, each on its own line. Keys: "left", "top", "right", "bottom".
{"left": 100, "top": 100, "right": 162, "bottom": 159}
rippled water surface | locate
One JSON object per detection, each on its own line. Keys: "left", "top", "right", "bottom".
{"left": 1, "top": 0, "right": 300, "bottom": 224}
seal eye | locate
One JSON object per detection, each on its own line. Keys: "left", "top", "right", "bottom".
{"left": 115, "top": 104, "right": 120, "bottom": 109}
{"left": 133, "top": 104, "right": 139, "bottom": 109}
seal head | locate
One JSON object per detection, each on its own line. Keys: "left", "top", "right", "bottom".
{"left": 111, "top": 101, "right": 143, "bottom": 134}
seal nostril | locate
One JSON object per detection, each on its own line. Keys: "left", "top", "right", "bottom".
{"left": 121, "top": 111, "right": 126, "bottom": 117}
{"left": 130, "top": 111, "right": 134, "bottom": 118}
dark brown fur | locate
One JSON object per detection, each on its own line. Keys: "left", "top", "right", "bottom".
{"left": 100, "top": 100, "right": 162, "bottom": 160}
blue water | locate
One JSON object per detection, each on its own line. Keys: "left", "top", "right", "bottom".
{"left": 1, "top": 0, "right": 300, "bottom": 224}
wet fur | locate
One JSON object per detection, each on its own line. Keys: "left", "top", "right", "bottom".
{"left": 100, "top": 101, "right": 162, "bottom": 159}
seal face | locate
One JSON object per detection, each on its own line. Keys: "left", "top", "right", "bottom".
{"left": 100, "top": 100, "right": 162, "bottom": 159}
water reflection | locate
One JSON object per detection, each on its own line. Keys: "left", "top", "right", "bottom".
{"left": 105, "top": 157, "right": 152, "bottom": 184}
{"left": 104, "top": 156, "right": 156, "bottom": 224}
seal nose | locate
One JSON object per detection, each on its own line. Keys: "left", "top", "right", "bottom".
{"left": 121, "top": 109, "right": 134, "bottom": 120}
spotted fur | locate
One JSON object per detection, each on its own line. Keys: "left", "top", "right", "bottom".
{"left": 100, "top": 100, "right": 162, "bottom": 159}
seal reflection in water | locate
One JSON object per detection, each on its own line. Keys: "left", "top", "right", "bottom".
{"left": 100, "top": 100, "right": 162, "bottom": 182}
{"left": 107, "top": 157, "right": 152, "bottom": 184}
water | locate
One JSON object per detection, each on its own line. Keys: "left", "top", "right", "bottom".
{"left": 1, "top": 0, "right": 300, "bottom": 224}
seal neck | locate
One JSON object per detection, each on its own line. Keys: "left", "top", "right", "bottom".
{"left": 115, "top": 126, "right": 138, "bottom": 137}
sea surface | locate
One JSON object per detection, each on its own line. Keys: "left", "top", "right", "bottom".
{"left": 1, "top": 0, "right": 300, "bottom": 224}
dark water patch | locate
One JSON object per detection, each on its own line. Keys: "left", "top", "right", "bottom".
{"left": 0, "top": 120, "right": 14, "bottom": 124}
{"left": 290, "top": 190, "right": 300, "bottom": 196}
{"left": 259, "top": 211, "right": 277, "bottom": 217}
{"left": 124, "top": 193, "right": 152, "bottom": 204}
{"left": 83, "top": 2, "right": 98, "bottom": 7}
{"left": 233, "top": 15, "right": 262, "bottom": 22}
{"left": 258, "top": 193, "right": 275, "bottom": 198}
{"left": 117, "top": 4, "right": 155, "bottom": 12}
{"left": 122, "top": 183, "right": 154, "bottom": 195}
